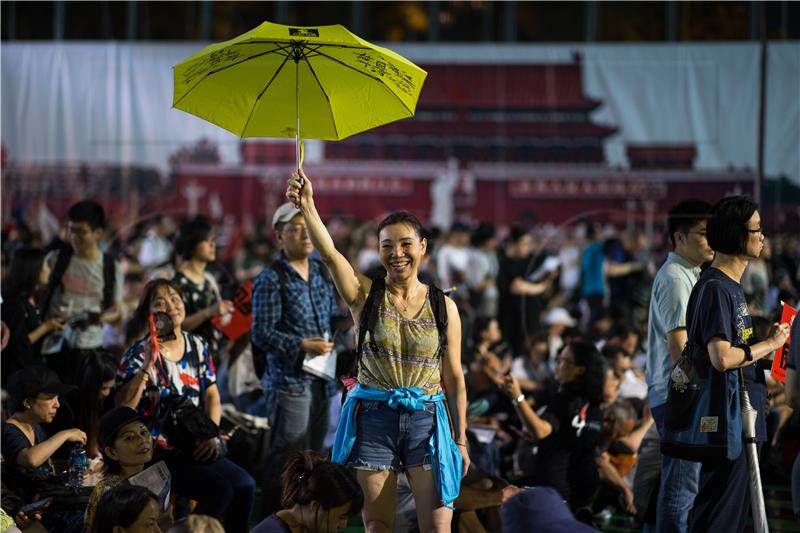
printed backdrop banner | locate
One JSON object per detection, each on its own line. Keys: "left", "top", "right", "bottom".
{"left": 2, "top": 42, "right": 798, "bottom": 183}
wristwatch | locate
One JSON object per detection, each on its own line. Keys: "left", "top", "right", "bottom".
{"left": 514, "top": 394, "right": 525, "bottom": 406}
{"left": 739, "top": 343, "right": 752, "bottom": 362}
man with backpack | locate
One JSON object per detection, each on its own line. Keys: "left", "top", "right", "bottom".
{"left": 251, "top": 202, "right": 349, "bottom": 516}
{"left": 41, "top": 200, "right": 122, "bottom": 383}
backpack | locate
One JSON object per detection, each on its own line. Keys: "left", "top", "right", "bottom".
{"left": 41, "top": 244, "right": 116, "bottom": 315}
{"left": 251, "top": 259, "right": 330, "bottom": 379}
{"left": 355, "top": 277, "right": 449, "bottom": 372}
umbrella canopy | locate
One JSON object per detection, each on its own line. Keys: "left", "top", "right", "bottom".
{"left": 172, "top": 21, "right": 427, "bottom": 143}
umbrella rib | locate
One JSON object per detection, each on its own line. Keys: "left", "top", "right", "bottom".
{"left": 298, "top": 47, "right": 340, "bottom": 140}
{"left": 313, "top": 50, "right": 415, "bottom": 117}
{"left": 174, "top": 46, "right": 290, "bottom": 108}
{"left": 241, "top": 40, "right": 375, "bottom": 52}
{"left": 240, "top": 53, "right": 293, "bottom": 137}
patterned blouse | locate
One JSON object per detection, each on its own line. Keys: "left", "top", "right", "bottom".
{"left": 116, "top": 332, "right": 216, "bottom": 449}
{"left": 84, "top": 474, "right": 122, "bottom": 531}
{"left": 173, "top": 271, "right": 224, "bottom": 363}
{"left": 358, "top": 286, "right": 442, "bottom": 395}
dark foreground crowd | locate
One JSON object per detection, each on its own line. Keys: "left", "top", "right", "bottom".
{"left": 1, "top": 190, "right": 799, "bottom": 533}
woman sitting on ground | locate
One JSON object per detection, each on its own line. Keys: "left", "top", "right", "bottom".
{"left": 1, "top": 366, "right": 87, "bottom": 532}
{"left": 90, "top": 483, "right": 160, "bottom": 533}
{"left": 251, "top": 450, "right": 363, "bottom": 533}
{"left": 85, "top": 406, "right": 173, "bottom": 531}
{"left": 114, "top": 279, "right": 255, "bottom": 532}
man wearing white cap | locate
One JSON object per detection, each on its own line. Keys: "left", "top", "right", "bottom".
{"left": 251, "top": 202, "right": 349, "bottom": 515}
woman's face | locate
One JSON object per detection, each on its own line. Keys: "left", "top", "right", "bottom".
{"left": 116, "top": 499, "right": 160, "bottom": 533}
{"left": 193, "top": 235, "right": 217, "bottom": 263}
{"left": 743, "top": 210, "right": 765, "bottom": 259}
{"left": 481, "top": 320, "right": 502, "bottom": 344}
{"left": 554, "top": 346, "right": 585, "bottom": 385}
{"left": 98, "top": 379, "right": 115, "bottom": 401}
{"left": 149, "top": 286, "right": 185, "bottom": 330}
{"left": 312, "top": 502, "right": 352, "bottom": 533}
{"left": 25, "top": 393, "right": 60, "bottom": 423}
{"left": 378, "top": 223, "right": 426, "bottom": 283}
{"left": 603, "top": 368, "right": 620, "bottom": 404}
{"left": 106, "top": 421, "right": 153, "bottom": 471}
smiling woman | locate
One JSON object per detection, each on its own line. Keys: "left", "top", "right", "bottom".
{"left": 286, "top": 169, "right": 469, "bottom": 533}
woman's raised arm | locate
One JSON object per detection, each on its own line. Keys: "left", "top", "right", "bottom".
{"left": 287, "top": 170, "right": 370, "bottom": 311}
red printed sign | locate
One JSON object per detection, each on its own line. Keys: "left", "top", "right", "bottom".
{"left": 770, "top": 302, "right": 797, "bottom": 384}
{"left": 212, "top": 281, "right": 253, "bottom": 342}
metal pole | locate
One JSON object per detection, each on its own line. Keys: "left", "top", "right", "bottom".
{"left": 53, "top": 1, "right": 66, "bottom": 40}
{"left": 665, "top": 1, "right": 678, "bottom": 41}
{"left": 428, "top": 1, "right": 440, "bottom": 42}
{"left": 502, "top": 1, "right": 517, "bottom": 42}
{"left": 756, "top": 7, "right": 767, "bottom": 205}
{"left": 585, "top": 1, "right": 597, "bottom": 42}
{"left": 127, "top": 1, "right": 138, "bottom": 40}
{"left": 295, "top": 51, "right": 301, "bottom": 177}
{"left": 740, "top": 370, "right": 770, "bottom": 533}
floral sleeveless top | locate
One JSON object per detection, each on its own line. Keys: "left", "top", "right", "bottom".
{"left": 358, "top": 286, "right": 442, "bottom": 395}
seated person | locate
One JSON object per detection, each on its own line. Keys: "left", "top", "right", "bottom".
{"left": 251, "top": 450, "right": 363, "bottom": 533}
{"left": 1, "top": 366, "right": 87, "bottom": 533}
{"left": 595, "top": 399, "right": 654, "bottom": 515}
{"left": 90, "top": 483, "right": 159, "bottom": 533}
{"left": 85, "top": 406, "right": 173, "bottom": 531}
{"left": 510, "top": 331, "right": 556, "bottom": 403}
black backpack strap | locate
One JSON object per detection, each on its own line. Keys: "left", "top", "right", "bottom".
{"left": 271, "top": 261, "right": 288, "bottom": 315}
{"left": 355, "top": 277, "right": 385, "bottom": 372}
{"left": 252, "top": 261, "right": 287, "bottom": 379}
{"left": 41, "top": 245, "right": 74, "bottom": 314}
{"left": 427, "top": 283, "right": 449, "bottom": 357}
{"left": 101, "top": 253, "right": 116, "bottom": 311}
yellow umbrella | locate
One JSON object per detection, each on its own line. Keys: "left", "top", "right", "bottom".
{"left": 173, "top": 21, "right": 427, "bottom": 170}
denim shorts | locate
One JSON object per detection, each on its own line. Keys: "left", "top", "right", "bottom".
{"left": 346, "top": 399, "right": 435, "bottom": 472}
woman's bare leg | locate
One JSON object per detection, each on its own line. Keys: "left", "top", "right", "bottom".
{"left": 407, "top": 466, "right": 453, "bottom": 533}
{"left": 357, "top": 469, "right": 398, "bottom": 533}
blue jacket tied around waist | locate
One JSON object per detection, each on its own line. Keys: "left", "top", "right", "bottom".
{"left": 331, "top": 384, "right": 463, "bottom": 507}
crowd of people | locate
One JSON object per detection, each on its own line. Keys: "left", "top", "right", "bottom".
{"left": 1, "top": 184, "right": 799, "bottom": 532}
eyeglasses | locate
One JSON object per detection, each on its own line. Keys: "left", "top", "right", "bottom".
{"left": 746, "top": 227, "right": 765, "bottom": 236}
{"left": 283, "top": 225, "right": 309, "bottom": 237}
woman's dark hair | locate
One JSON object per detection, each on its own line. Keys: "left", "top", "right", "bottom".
{"left": 667, "top": 199, "right": 712, "bottom": 247}
{"left": 1, "top": 247, "right": 46, "bottom": 302}
{"left": 175, "top": 215, "right": 214, "bottom": 261}
{"left": 130, "top": 278, "right": 185, "bottom": 336}
{"left": 280, "top": 451, "right": 363, "bottom": 516}
{"left": 376, "top": 211, "right": 424, "bottom": 240}
{"left": 706, "top": 196, "right": 758, "bottom": 255}
{"left": 567, "top": 341, "right": 606, "bottom": 405}
{"left": 75, "top": 351, "right": 118, "bottom": 458}
{"left": 68, "top": 199, "right": 106, "bottom": 230}
{"left": 91, "top": 483, "right": 156, "bottom": 533}
{"left": 507, "top": 225, "right": 528, "bottom": 244}
{"left": 472, "top": 316, "right": 496, "bottom": 346}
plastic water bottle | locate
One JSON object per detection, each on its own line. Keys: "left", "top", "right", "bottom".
{"left": 68, "top": 443, "right": 87, "bottom": 489}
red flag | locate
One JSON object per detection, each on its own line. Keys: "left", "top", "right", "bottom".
{"left": 770, "top": 302, "right": 797, "bottom": 384}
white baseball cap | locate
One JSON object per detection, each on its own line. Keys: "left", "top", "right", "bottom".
{"left": 272, "top": 202, "right": 301, "bottom": 229}
{"left": 544, "top": 307, "right": 576, "bottom": 327}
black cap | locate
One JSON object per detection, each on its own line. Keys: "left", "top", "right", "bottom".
{"left": 99, "top": 406, "right": 145, "bottom": 449}
{"left": 6, "top": 366, "right": 76, "bottom": 401}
